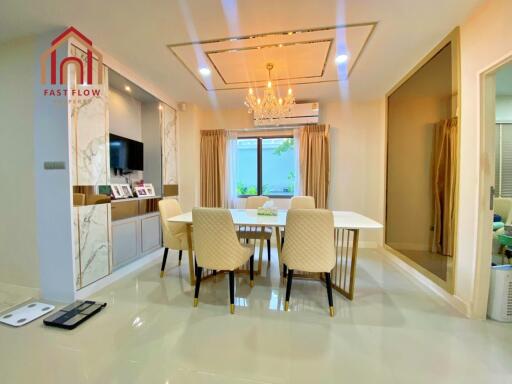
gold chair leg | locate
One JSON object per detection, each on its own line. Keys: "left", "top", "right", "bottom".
{"left": 329, "top": 306, "right": 335, "bottom": 317}
{"left": 230, "top": 304, "right": 235, "bottom": 314}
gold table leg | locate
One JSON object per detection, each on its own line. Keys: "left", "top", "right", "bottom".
{"left": 330, "top": 228, "right": 360, "bottom": 300}
{"left": 186, "top": 223, "right": 195, "bottom": 285}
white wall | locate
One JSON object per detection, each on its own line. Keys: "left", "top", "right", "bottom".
{"left": 321, "top": 100, "right": 385, "bottom": 245}
{"left": 496, "top": 95, "right": 512, "bottom": 122}
{"left": 458, "top": 0, "right": 512, "bottom": 314}
{"left": 0, "top": 36, "right": 40, "bottom": 289}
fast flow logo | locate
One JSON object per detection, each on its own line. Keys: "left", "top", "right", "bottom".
{"left": 40, "top": 26, "right": 103, "bottom": 97}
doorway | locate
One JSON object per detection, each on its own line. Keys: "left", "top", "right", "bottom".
{"left": 474, "top": 58, "right": 512, "bottom": 318}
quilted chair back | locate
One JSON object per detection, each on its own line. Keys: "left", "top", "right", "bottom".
{"left": 192, "top": 208, "right": 251, "bottom": 270}
{"left": 290, "top": 196, "right": 315, "bottom": 209}
{"left": 282, "top": 209, "right": 335, "bottom": 273}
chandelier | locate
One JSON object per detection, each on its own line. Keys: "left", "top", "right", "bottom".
{"left": 244, "top": 63, "right": 295, "bottom": 124}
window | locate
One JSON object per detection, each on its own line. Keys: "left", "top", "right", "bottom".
{"left": 236, "top": 137, "right": 296, "bottom": 197}
{"left": 495, "top": 123, "right": 512, "bottom": 197}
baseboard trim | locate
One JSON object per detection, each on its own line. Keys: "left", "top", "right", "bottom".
{"left": 380, "top": 247, "right": 470, "bottom": 317}
{"left": 75, "top": 248, "right": 163, "bottom": 300}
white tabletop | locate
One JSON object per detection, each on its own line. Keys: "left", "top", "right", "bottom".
{"left": 168, "top": 209, "right": 382, "bottom": 230}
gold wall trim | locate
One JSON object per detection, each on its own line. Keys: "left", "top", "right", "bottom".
{"left": 384, "top": 27, "right": 460, "bottom": 295}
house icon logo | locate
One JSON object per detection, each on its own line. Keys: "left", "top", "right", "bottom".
{"left": 40, "top": 26, "right": 103, "bottom": 85}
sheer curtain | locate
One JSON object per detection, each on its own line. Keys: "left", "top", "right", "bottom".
{"left": 225, "top": 131, "right": 244, "bottom": 208}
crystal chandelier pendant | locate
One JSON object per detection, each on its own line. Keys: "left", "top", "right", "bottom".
{"left": 245, "top": 63, "right": 296, "bottom": 125}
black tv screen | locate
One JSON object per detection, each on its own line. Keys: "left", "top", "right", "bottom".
{"left": 109, "top": 134, "right": 143, "bottom": 171}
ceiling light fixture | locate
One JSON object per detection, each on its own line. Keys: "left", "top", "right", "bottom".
{"left": 335, "top": 54, "right": 349, "bottom": 64}
{"left": 124, "top": 85, "right": 131, "bottom": 92}
{"left": 245, "top": 63, "right": 295, "bottom": 125}
{"left": 199, "top": 67, "right": 211, "bottom": 76}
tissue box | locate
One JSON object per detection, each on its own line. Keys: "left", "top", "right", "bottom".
{"left": 257, "top": 207, "right": 278, "bottom": 216}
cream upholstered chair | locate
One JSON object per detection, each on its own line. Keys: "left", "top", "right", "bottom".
{"left": 290, "top": 195, "right": 316, "bottom": 209}
{"left": 282, "top": 209, "right": 336, "bottom": 317}
{"left": 158, "top": 199, "right": 191, "bottom": 277}
{"left": 192, "top": 208, "right": 254, "bottom": 314}
{"left": 494, "top": 198, "right": 512, "bottom": 226}
{"left": 237, "top": 196, "right": 272, "bottom": 262}
{"left": 281, "top": 195, "right": 316, "bottom": 251}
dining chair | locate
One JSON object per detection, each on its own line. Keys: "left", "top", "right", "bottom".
{"left": 282, "top": 209, "right": 336, "bottom": 317}
{"left": 192, "top": 208, "right": 254, "bottom": 314}
{"left": 281, "top": 195, "right": 316, "bottom": 275}
{"left": 237, "top": 196, "right": 272, "bottom": 265}
{"left": 158, "top": 198, "right": 191, "bottom": 277}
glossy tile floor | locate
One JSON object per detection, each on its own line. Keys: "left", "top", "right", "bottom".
{"left": 1, "top": 247, "right": 511, "bottom": 383}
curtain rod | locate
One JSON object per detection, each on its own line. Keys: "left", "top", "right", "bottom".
{"left": 232, "top": 125, "right": 302, "bottom": 132}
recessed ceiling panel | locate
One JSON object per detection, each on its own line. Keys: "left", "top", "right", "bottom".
{"left": 167, "top": 23, "right": 376, "bottom": 91}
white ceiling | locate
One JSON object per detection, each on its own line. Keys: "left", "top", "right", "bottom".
{"left": 0, "top": 0, "right": 483, "bottom": 108}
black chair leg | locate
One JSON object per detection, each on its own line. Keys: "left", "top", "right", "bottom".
{"left": 266, "top": 239, "right": 271, "bottom": 261}
{"left": 160, "top": 248, "right": 169, "bottom": 277}
{"left": 280, "top": 236, "right": 285, "bottom": 250}
{"left": 325, "top": 272, "right": 334, "bottom": 317}
{"left": 193, "top": 266, "right": 202, "bottom": 307}
{"left": 249, "top": 255, "right": 254, "bottom": 287}
{"left": 194, "top": 257, "right": 198, "bottom": 278}
{"left": 178, "top": 250, "right": 183, "bottom": 266}
{"left": 282, "top": 264, "right": 288, "bottom": 279}
{"left": 229, "top": 271, "right": 235, "bottom": 314}
{"left": 285, "top": 269, "right": 293, "bottom": 311}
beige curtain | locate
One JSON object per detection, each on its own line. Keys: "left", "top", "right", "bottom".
{"left": 298, "top": 124, "right": 330, "bottom": 208}
{"left": 431, "top": 117, "right": 458, "bottom": 256}
{"left": 200, "top": 130, "right": 227, "bottom": 207}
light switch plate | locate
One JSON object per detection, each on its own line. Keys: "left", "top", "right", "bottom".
{"left": 44, "top": 161, "right": 66, "bottom": 170}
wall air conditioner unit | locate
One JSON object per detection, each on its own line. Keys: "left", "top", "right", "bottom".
{"left": 254, "top": 102, "right": 320, "bottom": 126}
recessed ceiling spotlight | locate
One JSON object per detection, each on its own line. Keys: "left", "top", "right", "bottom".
{"left": 124, "top": 85, "right": 131, "bottom": 92}
{"left": 335, "top": 54, "right": 349, "bottom": 64}
{"left": 278, "top": 44, "right": 283, "bottom": 48}
{"left": 199, "top": 67, "right": 211, "bottom": 76}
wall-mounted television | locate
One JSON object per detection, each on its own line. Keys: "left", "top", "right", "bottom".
{"left": 109, "top": 134, "right": 143, "bottom": 171}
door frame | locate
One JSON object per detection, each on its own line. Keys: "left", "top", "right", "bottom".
{"left": 473, "top": 53, "right": 512, "bottom": 318}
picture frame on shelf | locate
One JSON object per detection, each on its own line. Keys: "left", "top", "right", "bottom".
{"left": 110, "top": 184, "right": 123, "bottom": 199}
{"left": 144, "top": 183, "right": 155, "bottom": 197}
{"left": 134, "top": 186, "right": 147, "bottom": 197}
{"left": 119, "top": 184, "right": 133, "bottom": 198}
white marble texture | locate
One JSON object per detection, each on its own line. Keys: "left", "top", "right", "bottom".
{"left": 161, "top": 104, "right": 178, "bottom": 185}
{"left": 68, "top": 43, "right": 111, "bottom": 290}
{"left": 68, "top": 53, "right": 109, "bottom": 186}
{"left": 77, "top": 204, "right": 110, "bottom": 287}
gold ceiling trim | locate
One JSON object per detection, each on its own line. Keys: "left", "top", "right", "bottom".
{"left": 205, "top": 39, "right": 333, "bottom": 85}
{"left": 166, "top": 22, "right": 378, "bottom": 92}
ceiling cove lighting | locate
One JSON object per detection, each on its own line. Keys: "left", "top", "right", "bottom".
{"left": 199, "top": 67, "right": 211, "bottom": 76}
{"left": 244, "top": 63, "right": 295, "bottom": 125}
{"left": 335, "top": 54, "right": 349, "bottom": 64}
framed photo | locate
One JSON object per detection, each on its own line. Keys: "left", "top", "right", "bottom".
{"left": 119, "top": 184, "right": 133, "bottom": 198}
{"left": 144, "top": 183, "right": 155, "bottom": 197}
{"left": 134, "top": 186, "right": 147, "bottom": 197}
{"left": 110, "top": 184, "right": 123, "bottom": 199}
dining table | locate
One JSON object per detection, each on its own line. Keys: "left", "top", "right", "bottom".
{"left": 168, "top": 209, "right": 382, "bottom": 300}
